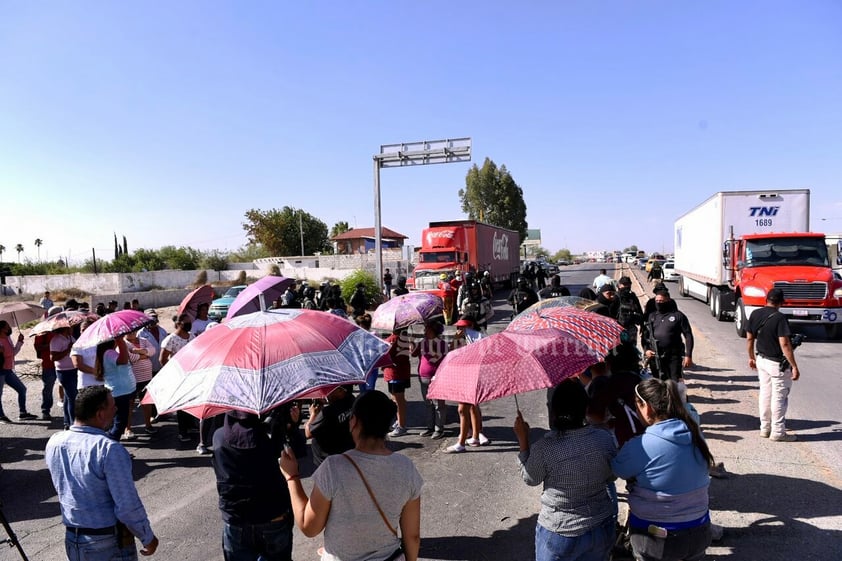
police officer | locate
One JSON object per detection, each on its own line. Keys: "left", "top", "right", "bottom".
{"left": 507, "top": 277, "right": 539, "bottom": 315}
{"left": 610, "top": 276, "right": 644, "bottom": 343}
{"left": 642, "top": 288, "right": 694, "bottom": 381}
{"left": 461, "top": 282, "right": 493, "bottom": 332}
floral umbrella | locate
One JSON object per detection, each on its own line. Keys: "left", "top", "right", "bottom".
{"left": 143, "top": 309, "right": 390, "bottom": 419}
{"left": 522, "top": 296, "right": 596, "bottom": 314}
{"left": 371, "top": 292, "right": 444, "bottom": 332}
{"left": 30, "top": 310, "right": 100, "bottom": 336}
{"left": 427, "top": 328, "right": 602, "bottom": 405}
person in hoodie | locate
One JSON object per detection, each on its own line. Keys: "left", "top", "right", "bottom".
{"left": 212, "top": 410, "right": 294, "bottom": 560}
{"left": 612, "top": 378, "right": 715, "bottom": 561}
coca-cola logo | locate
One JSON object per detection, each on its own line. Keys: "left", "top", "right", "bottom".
{"left": 493, "top": 232, "right": 509, "bottom": 261}
{"left": 426, "top": 229, "right": 456, "bottom": 245}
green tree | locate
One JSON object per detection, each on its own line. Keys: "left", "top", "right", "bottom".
{"left": 552, "top": 248, "right": 573, "bottom": 262}
{"left": 623, "top": 245, "right": 639, "bottom": 254}
{"left": 242, "top": 207, "right": 330, "bottom": 256}
{"left": 340, "top": 270, "right": 380, "bottom": 309}
{"left": 157, "top": 246, "right": 202, "bottom": 270}
{"left": 330, "top": 221, "right": 350, "bottom": 238}
{"left": 230, "top": 242, "right": 272, "bottom": 262}
{"left": 459, "top": 157, "right": 528, "bottom": 241}
{"left": 34, "top": 238, "right": 43, "bottom": 261}
{"left": 201, "top": 251, "right": 229, "bottom": 271}
{"left": 15, "top": 243, "right": 23, "bottom": 262}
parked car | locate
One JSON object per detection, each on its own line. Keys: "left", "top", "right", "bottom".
{"left": 663, "top": 260, "right": 679, "bottom": 281}
{"left": 208, "top": 285, "right": 248, "bottom": 321}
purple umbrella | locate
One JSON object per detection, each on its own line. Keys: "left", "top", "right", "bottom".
{"left": 371, "top": 292, "right": 443, "bottom": 331}
{"left": 226, "top": 276, "right": 296, "bottom": 320}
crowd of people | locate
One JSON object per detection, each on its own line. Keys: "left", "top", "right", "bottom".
{"left": 3, "top": 264, "right": 803, "bottom": 561}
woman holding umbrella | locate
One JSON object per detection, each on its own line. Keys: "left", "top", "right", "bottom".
{"left": 513, "top": 379, "right": 618, "bottom": 561}
{"left": 95, "top": 335, "right": 137, "bottom": 441}
{"left": 0, "top": 320, "right": 35, "bottom": 423}
{"left": 280, "top": 390, "right": 423, "bottom": 561}
{"left": 445, "top": 315, "right": 490, "bottom": 453}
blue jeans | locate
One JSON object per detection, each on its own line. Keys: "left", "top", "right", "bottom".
{"left": 535, "top": 516, "right": 616, "bottom": 561}
{"left": 57, "top": 369, "right": 78, "bottom": 428}
{"left": 64, "top": 530, "right": 138, "bottom": 561}
{"left": 222, "top": 519, "right": 293, "bottom": 561}
{"left": 42, "top": 367, "right": 57, "bottom": 414}
{"left": 108, "top": 392, "right": 135, "bottom": 440}
{"left": 0, "top": 368, "right": 28, "bottom": 418}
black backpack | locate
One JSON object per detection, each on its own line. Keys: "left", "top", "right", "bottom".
{"left": 616, "top": 293, "right": 640, "bottom": 328}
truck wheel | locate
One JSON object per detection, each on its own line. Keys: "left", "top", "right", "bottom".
{"left": 824, "top": 324, "right": 841, "bottom": 340}
{"left": 735, "top": 298, "right": 747, "bottom": 338}
{"left": 709, "top": 288, "right": 718, "bottom": 317}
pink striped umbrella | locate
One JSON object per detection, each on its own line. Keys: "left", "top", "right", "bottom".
{"left": 506, "top": 306, "right": 624, "bottom": 356}
{"left": 177, "top": 284, "right": 215, "bottom": 320}
{"left": 426, "top": 329, "right": 602, "bottom": 405}
{"left": 143, "top": 309, "right": 390, "bottom": 419}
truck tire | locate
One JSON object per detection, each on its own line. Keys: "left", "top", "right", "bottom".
{"left": 825, "top": 324, "right": 841, "bottom": 340}
{"left": 709, "top": 288, "right": 718, "bottom": 317}
{"left": 734, "top": 298, "right": 748, "bottom": 338}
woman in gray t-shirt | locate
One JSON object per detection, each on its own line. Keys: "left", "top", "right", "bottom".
{"left": 281, "top": 390, "right": 423, "bottom": 561}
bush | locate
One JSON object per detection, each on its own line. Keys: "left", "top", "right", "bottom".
{"left": 340, "top": 270, "right": 380, "bottom": 309}
{"left": 236, "top": 271, "right": 247, "bottom": 285}
{"left": 202, "top": 251, "right": 229, "bottom": 272}
{"left": 193, "top": 271, "right": 208, "bottom": 287}
{"left": 269, "top": 264, "right": 281, "bottom": 276}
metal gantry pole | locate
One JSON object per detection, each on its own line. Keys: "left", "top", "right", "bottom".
{"left": 374, "top": 156, "right": 383, "bottom": 293}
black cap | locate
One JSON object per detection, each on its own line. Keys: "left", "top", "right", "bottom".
{"left": 767, "top": 288, "right": 785, "bottom": 304}
{"left": 599, "top": 283, "right": 616, "bottom": 293}
{"left": 618, "top": 276, "right": 632, "bottom": 286}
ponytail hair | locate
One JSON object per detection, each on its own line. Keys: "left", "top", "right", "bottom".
{"left": 635, "top": 378, "right": 714, "bottom": 468}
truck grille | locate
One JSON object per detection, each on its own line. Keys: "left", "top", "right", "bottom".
{"left": 772, "top": 281, "right": 827, "bottom": 300}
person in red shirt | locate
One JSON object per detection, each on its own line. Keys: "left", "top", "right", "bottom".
{"left": 34, "top": 329, "right": 58, "bottom": 421}
{"left": 383, "top": 328, "right": 412, "bottom": 437}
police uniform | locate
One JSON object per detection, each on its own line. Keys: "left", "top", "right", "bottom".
{"left": 643, "top": 307, "right": 694, "bottom": 381}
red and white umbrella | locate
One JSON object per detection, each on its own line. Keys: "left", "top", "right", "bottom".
{"left": 143, "top": 309, "right": 390, "bottom": 419}
{"left": 30, "top": 310, "right": 100, "bottom": 336}
{"left": 506, "top": 306, "right": 624, "bottom": 356}
{"left": 72, "top": 309, "right": 155, "bottom": 350}
{"left": 427, "top": 329, "right": 602, "bottom": 406}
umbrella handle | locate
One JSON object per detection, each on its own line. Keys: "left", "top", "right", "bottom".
{"left": 514, "top": 394, "right": 521, "bottom": 414}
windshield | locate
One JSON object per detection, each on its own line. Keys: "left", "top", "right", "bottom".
{"left": 419, "top": 251, "right": 457, "bottom": 263}
{"left": 745, "top": 237, "right": 829, "bottom": 267}
{"left": 224, "top": 286, "right": 245, "bottom": 298}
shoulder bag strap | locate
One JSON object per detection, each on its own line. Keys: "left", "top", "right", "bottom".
{"left": 342, "top": 453, "right": 398, "bottom": 537}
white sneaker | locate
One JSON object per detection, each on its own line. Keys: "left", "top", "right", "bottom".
{"left": 478, "top": 433, "right": 491, "bottom": 446}
{"left": 388, "top": 426, "right": 408, "bottom": 437}
{"left": 446, "top": 443, "right": 466, "bottom": 453}
{"left": 196, "top": 445, "right": 212, "bottom": 455}
{"left": 466, "top": 437, "right": 480, "bottom": 447}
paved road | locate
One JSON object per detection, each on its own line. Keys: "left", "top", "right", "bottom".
{"left": 2, "top": 262, "right": 840, "bottom": 560}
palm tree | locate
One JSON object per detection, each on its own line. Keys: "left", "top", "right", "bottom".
{"left": 15, "top": 243, "right": 23, "bottom": 262}
{"left": 0, "top": 244, "right": 5, "bottom": 261}
{"left": 34, "top": 238, "right": 43, "bottom": 262}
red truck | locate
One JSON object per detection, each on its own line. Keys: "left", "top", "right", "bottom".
{"left": 410, "top": 220, "right": 520, "bottom": 295}
{"left": 674, "top": 189, "right": 842, "bottom": 339}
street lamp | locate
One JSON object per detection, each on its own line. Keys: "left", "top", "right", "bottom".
{"left": 372, "top": 138, "right": 472, "bottom": 290}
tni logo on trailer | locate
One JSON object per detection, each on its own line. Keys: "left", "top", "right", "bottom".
{"left": 749, "top": 206, "right": 780, "bottom": 217}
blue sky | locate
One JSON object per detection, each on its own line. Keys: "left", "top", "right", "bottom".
{"left": 2, "top": 1, "right": 841, "bottom": 264}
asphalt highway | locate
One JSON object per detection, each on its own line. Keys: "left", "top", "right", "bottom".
{"left": 1, "top": 262, "right": 840, "bottom": 560}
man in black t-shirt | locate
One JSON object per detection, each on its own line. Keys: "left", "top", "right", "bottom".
{"left": 304, "top": 386, "right": 355, "bottom": 466}
{"left": 746, "top": 288, "right": 801, "bottom": 442}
